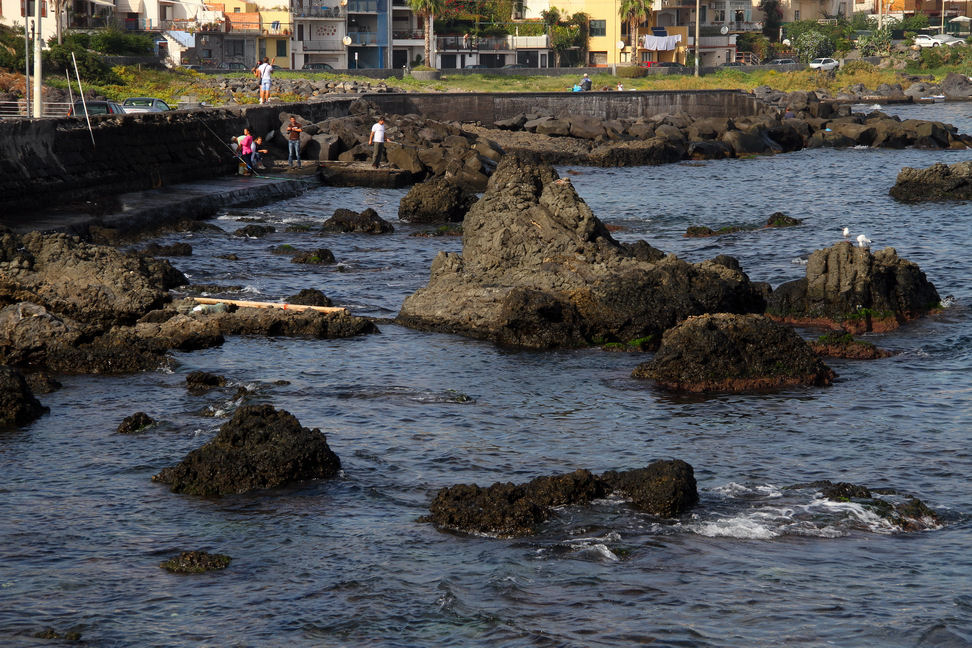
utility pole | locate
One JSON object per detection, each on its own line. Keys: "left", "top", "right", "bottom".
{"left": 25, "top": 20, "right": 31, "bottom": 117}
{"left": 33, "top": 0, "right": 43, "bottom": 117}
{"left": 694, "top": 0, "right": 700, "bottom": 76}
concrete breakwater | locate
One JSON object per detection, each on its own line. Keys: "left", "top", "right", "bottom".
{"left": 1, "top": 90, "right": 762, "bottom": 215}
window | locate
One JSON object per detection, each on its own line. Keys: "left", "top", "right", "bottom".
{"left": 794, "top": 10, "right": 799, "bottom": 19}
{"left": 226, "top": 40, "right": 244, "bottom": 57}
{"left": 201, "top": 48, "right": 212, "bottom": 58}
{"left": 276, "top": 39, "right": 286, "bottom": 56}
{"left": 589, "top": 20, "right": 606, "bottom": 37}
{"left": 713, "top": 9, "right": 725, "bottom": 21}
{"left": 734, "top": 9, "right": 744, "bottom": 21}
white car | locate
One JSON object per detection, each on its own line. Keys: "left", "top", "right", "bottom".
{"left": 809, "top": 57, "right": 839, "bottom": 71}
{"left": 914, "top": 34, "right": 944, "bottom": 48}
{"left": 931, "top": 34, "right": 966, "bottom": 46}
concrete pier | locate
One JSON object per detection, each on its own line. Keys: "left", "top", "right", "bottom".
{"left": 4, "top": 172, "right": 318, "bottom": 238}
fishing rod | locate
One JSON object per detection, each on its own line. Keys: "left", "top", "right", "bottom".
{"left": 197, "top": 116, "right": 263, "bottom": 177}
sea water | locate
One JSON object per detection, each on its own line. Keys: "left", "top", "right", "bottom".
{"left": 0, "top": 103, "right": 969, "bottom": 647}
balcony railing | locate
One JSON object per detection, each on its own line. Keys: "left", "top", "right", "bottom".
{"left": 295, "top": 6, "right": 344, "bottom": 18}
{"left": 710, "top": 20, "right": 761, "bottom": 32}
{"left": 392, "top": 29, "right": 424, "bottom": 40}
{"left": 436, "top": 35, "right": 548, "bottom": 50}
{"left": 302, "top": 39, "right": 345, "bottom": 51}
{"left": 660, "top": 0, "right": 694, "bottom": 8}
{"left": 262, "top": 22, "right": 293, "bottom": 36}
{"left": 227, "top": 20, "right": 261, "bottom": 33}
{"left": 348, "top": 31, "right": 378, "bottom": 44}
{"left": 348, "top": 0, "right": 384, "bottom": 12}
{"left": 162, "top": 18, "right": 226, "bottom": 33}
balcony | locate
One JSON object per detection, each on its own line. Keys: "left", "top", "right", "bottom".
{"left": 348, "top": 0, "right": 384, "bottom": 12}
{"left": 348, "top": 31, "right": 379, "bottom": 44}
{"left": 262, "top": 21, "right": 293, "bottom": 36}
{"left": 436, "top": 35, "right": 548, "bottom": 51}
{"left": 659, "top": 0, "right": 694, "bottom": 8}
{"left": 392, "top": 29, "right": 424, "bottom": 40}
{"left": 301, "top": 39, "right": 345, "bottom": 51}
{"left": 295, "top": 6, "right": 345, "bottom": 19}
{"left": 711, "top": 20, "right": 761, "bottom": 32}
{"left": 162, "top": 18, "right": 227, "bottom": 33}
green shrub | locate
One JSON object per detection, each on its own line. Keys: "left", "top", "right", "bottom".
{"left": 616, "top": 65, "right": 645, "bottom": 78}
{"left": 89, "top": 28, "right": 153, "bottom": 55}
{"left": 793, "top": 29, "right": 835, "bottom": 63}
{"left": 43, "top": 44, "right": 120, "bottom": 84}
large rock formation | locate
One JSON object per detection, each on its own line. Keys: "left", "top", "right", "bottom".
{"left": 397, "top": 155, "right": 765, "bottom": 348}
{"left": 889, "top": 160, "right": 972, "bottom": 202}
{"left": 632, "top": 313, "right": 836, "bottom": 392}
{"left": 767, "top": 242, "right": 940, "bottom": 333}
{"left": 425, "top": 460, "right": 698, "bottom": 537}
{"left": 0, "top": 365, "right": 48, "bottom": 426}
{"left": 153, "top": 404, "right": 341, "bottom": 496}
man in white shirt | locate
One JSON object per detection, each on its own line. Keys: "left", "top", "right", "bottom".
{"left": 256, "top": 57, "right": 275, "bottom": 104}
{"left": 368, "top": 116, "right": 390, "bottom": 168}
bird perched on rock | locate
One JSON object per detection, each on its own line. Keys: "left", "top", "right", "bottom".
{"left": 842, "top": 227, "right": 850, "bottom": 238}
{"left": 856, "top": 234, "right": 871, "bottom": 249}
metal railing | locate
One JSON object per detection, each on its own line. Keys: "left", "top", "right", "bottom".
{"left": 436, "top": 35, "right": 548, "bottom": 51}
{"left": 295, "top": 6, "right": 344, "bottom": 18}
{"left": 392, "top": 29, "right": 424, "bottom": 40}
{"left": 347, "top": 31, "right": 379, "bottom": 44}
{"left": 0, "top": 101, "right": 74, "bottom": 119}
{"left": 301, "top": 39, "right": 345, "bottom": 51}
{"left": 348, "top": 0, "right": 384, "bottom": 12}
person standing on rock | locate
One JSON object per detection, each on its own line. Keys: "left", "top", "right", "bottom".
{"left": 256, "top": 56, "right": 275, "bottom": 104}
{"left": 369, "top": 115, "right": 391, "bottom": 168}
{"left": 286, "top": 116, "right": 302, "bottom": 169}
{"left": 239, "top": 128, "right": 254, "bottom": 175}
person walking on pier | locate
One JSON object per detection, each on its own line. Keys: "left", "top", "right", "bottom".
{"left": 369, "top": 115, "right": 390, "bottom": 168}
{"left": 256, "top": 56, "right": 275, "bottom": 104}
{"left": 286, "top": 116, "right": 303, "bottom": 169}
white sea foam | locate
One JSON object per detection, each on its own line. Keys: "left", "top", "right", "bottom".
{"left": 712, "top": 482, "right": 783, "bottom": 499}
{"left": 692, "top": 516, "right": 778, "bottom": 539}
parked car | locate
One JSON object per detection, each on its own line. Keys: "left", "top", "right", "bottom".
{"left": 720, "top": 61, "right": 745, "bottom": 67}
{"left": 914, "top": 34, "right": 943, "bottom": 48}
{"left": 809, "top": 57, "right": 839, "bottom": 71}
{"left": 501, "top": 64, "right": 526, "bottom": 69}
{"left": 302, "top": 62, "right": 335, "bottom": 71}
{"left": 121, "top": 97, "right": 171, "bottom": 113}
{"left": 765, "top": 58, "right": 797, "bottom": 65}
{"left": 67, "top": 100, "right": 125, "bottom": 117}
{"left": 931, "top": 34, "right": 966, "bottom": 46}
{"left": 181, "top": 64, "right": 202, "bottom": 71}
{"left": 219, "top": 62, "right": 249, "bottom": 71}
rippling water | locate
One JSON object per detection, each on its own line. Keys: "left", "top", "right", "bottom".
{"left": 1, "top": 104, "right": 970, "bottom": 647}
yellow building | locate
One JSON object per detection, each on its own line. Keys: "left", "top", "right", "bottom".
{"left": 257, "top": 7, "right": 292, "bottom": 67}
{"left": 557, "top": 0, "right": 627, "bottom": 66}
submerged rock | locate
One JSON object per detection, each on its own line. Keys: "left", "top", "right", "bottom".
{"left": 117, "top": 411, "right": 155, "bottom": 434}
{"left": 889, "top": 160, "right": 972, "bottom": 203}
{"left": 152, "top": 404, "right": 341, "bottom": 496}
{"left": 808, "top": 331, "right": 893, "bottom": 359}
{"left": 321, "top": 207, "right": 394, "bottom": 234}
{"left": 632, "top": 313, "right": 835, "bottom": 392}
{"left": 160, "top": 550, "right": 232, "bottom": 574}
{"left": 425, "top": 460, "right": 698, "bottom": 537}
{"left": 792, "top": 480, "right": 939, "bottom": 532}
{"left": 0, "top": 365, "right": 48, "bottom": 427}
{"left": 767, "top": 242, "right": 940, "bottom": 333}
{"left": 186, "top": 371, "right": 227, "bottom": 394}
{"left": 286, "top": 288, "right": 333, "bottom": 307}
{"left": 397, "top": 155, "right": 764, "bottom": 349}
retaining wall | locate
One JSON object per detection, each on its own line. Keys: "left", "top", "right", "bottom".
{"left": 1, "top": 89, "right": 765, "bottom": 214}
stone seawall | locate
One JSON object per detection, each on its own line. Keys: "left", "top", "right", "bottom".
{"left": 1, "top": 90, "right": 763, "bottom": 214}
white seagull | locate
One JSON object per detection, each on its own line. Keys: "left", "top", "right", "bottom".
{"left": 856, "top": 234, "right": 871, "bottom": 249}
{"left": 842, "top": 226, "right": 850, "bottom": 238}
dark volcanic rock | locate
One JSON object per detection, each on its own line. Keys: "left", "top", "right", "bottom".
{"left": 889, "top": 160, "right": 972, "bottom": 203}
{"left": 152, "top": 404, "right": 341, "bottom": 496}
{"left": 793, "top": 480, "right": 939, "bottom": 531}
{"left": 398, "top": 176, "right": 478, "bottom": 224}
{"left": 234, "top": 224, "right": 276, "bottom": 238}
{"left": 139, "top": 242, "right": 193, "bottom": 257}
{"left": 0, "top": 365, "right": 48, "bottom": 426}
{"left": 292, "top": 248, "right": 336, "bottom": 264}
{"left": 321, "top": 208, "right": 394, "bottom": 234}
{"left": 809, "top": 331, "right": 893, "bottom": 359}
{"left": 397, "top": 155, "right": 764, "bottom": 349}
{"left": 632, "top": 313, "right": 835, "bottom": 392}
{"left": 425, "top": 461, "right": 697, "bottom": 537}
{"left": 767, "top": 241, "right": 940, "bottom": 333}
{"left": 766, "top": 212, "right": 802, "bottom": 227}
{"left": 202, "top": 305, "right": 376, "bottom": 338}
{"left": 286, "top": 288, "right": 333, "bottom": 307}
{"left": 117, "top": 411, "right": 156, "bottom": 434}
{"left": 160, "top": 550, "right": 232, "bottom": 573}
{"left": 186, "top": 371, "right": 226, "bottom": 394}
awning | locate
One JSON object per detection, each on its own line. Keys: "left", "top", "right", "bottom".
{"left": 88, "top": 0, "right": 115, "bottom": 6}
{"left": 950, "top": 15, "right": 970, "bottom": 21}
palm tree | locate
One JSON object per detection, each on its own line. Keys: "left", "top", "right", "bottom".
{"left": 409, "top": 0, "right": 446, "bottom": 68}
{"left": 618, "top": 0, "right": 652, "bottom": 51}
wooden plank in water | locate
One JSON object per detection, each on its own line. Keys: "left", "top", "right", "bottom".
{"left": 193, "top": 297, "right": 347, "bottom": 314}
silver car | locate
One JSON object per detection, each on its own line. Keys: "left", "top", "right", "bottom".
{"left": 809, "top": 57, "right": 839, "bottom": 71}
{"left": 121, "top": 97, "right": 172, "bottom": 113}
